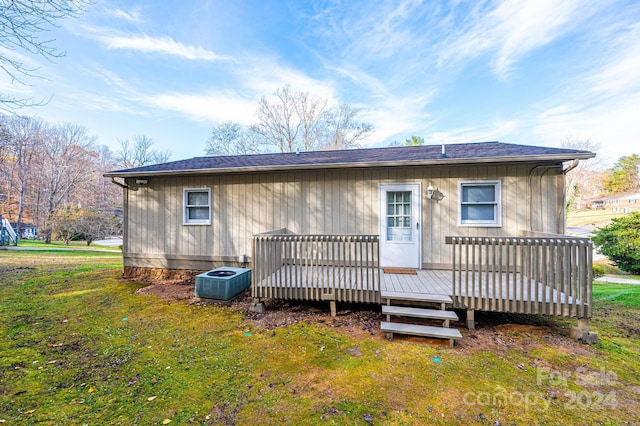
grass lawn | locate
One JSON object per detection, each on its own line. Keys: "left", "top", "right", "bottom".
{"left": 1, "top": 251, "right": 639, "bottom": 425}
{"left": 566, "top": 210, "right": 627, "bottom": 228}
{"left": 593, "top": 258, "right": 640, "bottom": 280}
{"left": 16, "top": 239, "right": 121, "bottom": 251}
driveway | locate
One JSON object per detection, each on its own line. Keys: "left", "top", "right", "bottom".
{"left": 93, "top": 238, "right": 123, "bottom": 247}
{"left": 595, "top": 276, "right": 640, "bottom": 285}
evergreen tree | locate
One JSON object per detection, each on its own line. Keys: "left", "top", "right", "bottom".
{"left": 603, "top": 154, "right": 640, "bottom": 194}
{"left": 592, "top": 212, "right": 640, "bottom": 274}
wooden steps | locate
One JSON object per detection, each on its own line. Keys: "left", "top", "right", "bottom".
{"left": 381, "top": 322, "right": 462, "bottom": 340}
{"left": 380, "top": 291, "right": 452, "bottom": 304}
{"left": 381, "top": 291, "right": 462, "bottom": 347}
{"left": 382, "top": 305, "right": 458, "bottom": 321}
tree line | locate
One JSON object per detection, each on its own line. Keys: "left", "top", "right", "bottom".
{"left": 0, "top": 115, "right": 168, "bottom": 244}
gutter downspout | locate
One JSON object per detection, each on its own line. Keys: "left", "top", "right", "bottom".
{"left": 110, "top": 177, "right": 129, "bottom": 189}
{"left": 527, "top": 164, "right": 558, "bottom": 232}
{"left": 563, "top": 159, "right": 580, "bottom": 175}
{"left": 109, "top": 177, "right": 129, "bottom": 270}
{"left": 561, "top": 159, "right": 581, "bottom": 233}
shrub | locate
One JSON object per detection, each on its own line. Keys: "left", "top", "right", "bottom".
{"left": 591, "top": 212, "right": 640, "bottom": 275}
{"left": 592, "top": 264, "right": 606, "bottom": 278}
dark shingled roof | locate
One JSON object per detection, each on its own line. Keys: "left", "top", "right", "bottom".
{"left": 104, "top": 141, "right": 595, "bottom": 177}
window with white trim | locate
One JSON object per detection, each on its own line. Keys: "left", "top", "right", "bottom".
{"left": 183, "top": 188, "right": 211, "bottom": 225}
{"left": 458, "top": 180, "right": 501, "bottom": 227}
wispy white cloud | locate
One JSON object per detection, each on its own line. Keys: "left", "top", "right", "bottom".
{"left": 235, "top": 57, "right": 337, "bottom": 102}
{"left": 357, "top": 93, "right": 435, "bottom": 146}
{"left": 534, "top": 92, "right": 640, "bottom": 161}
{"left": 424, "top": 119, "right": 521, "bottom": 145}
{"left": 145, "top": 91, "right": 257, "bottom": 124}
{"left": 324, "top": 65, "right": 392, "bottom": 100}
{"left": 335, "top": 0, "right": 430, "bottom": 61}
{"left": 438, "top": 0, "right": 601, "bottom": 79}
{"left": 97, "top": 34, "right": 232, "bottom": 61}
{"left": 83, "top": 64, "right": 136, "bottom": 93}
{"left": 534, "top": 17, "right": 640, "bottom": 161}
{"left": 585, "top": 22, "right": 640, "bottom": 97}
{"left": 137, "top": 56, "right": 339, "bottom": 125}
{"left": 105, "top": 7, "right": 143, "bottom": 23}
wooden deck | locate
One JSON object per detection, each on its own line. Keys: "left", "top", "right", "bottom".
{"left": 252, "top": 264, "right": 380, "bottom": 303}
{"left": 382, "top": 269, "right": 573, "bottom": 303}
{"left": 252, "top": 232, "right": 592, "bottom": 318}
{"left": 382, "top": 269, "right": 451, "bottom": 294}
{"left": 253, "top": 266, "right": 580, "bottom": 314}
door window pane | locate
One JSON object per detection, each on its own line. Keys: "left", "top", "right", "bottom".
{"left": 386, "top": 191, "right": 412, "bottom": 241}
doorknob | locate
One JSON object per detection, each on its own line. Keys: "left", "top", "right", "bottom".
{"left": 416, "top": 222, "right": 419, "bottom": 230}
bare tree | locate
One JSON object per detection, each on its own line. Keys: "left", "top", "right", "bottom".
{"left": 116, "top": 135, "right": 171, "bottom": 168}
{"left": 249, "top": 85, "right": 373, "bottom": 153}
{"left": 76, "top": 208, "right": 121, "bottom": 246}
{"left": 0, "top": 115, "right": 43, "bottom": 236}
{"left": 0, "top": 0, "right": 88, "bottom": 108}
{"left": 251, "top": 85, "right": 303, "bottom": 153}
{"left": 37, "top": 122, "right": 97, "bottom": 242}
{"left": 205, "top": 121, "right": 261, "bottom": 156}
{"left": 322, "top": 104, "right": 373, "bottom": 150}
{"left": 50, "top": 204, "right": 81, "bottom": 245}
{"left": 561, "top": 138, "right": 603, "bottom": 210}
{"left": 92, "top": 144, "right": 121, "bottom": 208}
{"left": 297, "top": 91, "right": 328, "bottom": 151}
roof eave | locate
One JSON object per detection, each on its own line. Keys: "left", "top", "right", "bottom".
{"left": 103, "top": 152, "right": 596, "bottom": 178}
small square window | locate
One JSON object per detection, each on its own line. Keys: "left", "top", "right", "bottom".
{"left": 184, "top": 188, "right": 211, "bottom": 225}
{"left": 459, "top": 180, "right": 501, "bottom": 227}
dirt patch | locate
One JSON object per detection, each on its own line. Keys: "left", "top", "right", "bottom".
{"left": 135, "top": 281, "right": 590, "bottom": 353}
{"left": 0, "top": 266, "right": 36, "bottom": 274}
{"left": 135, "top": 281, "right": 382, "bottom": 336}
{"left": 456, "top": 311, "right": 595, "bottom": 357}
{"left": 246, "top": 299, "right": 381, "bottom": 337}
{"left": 124, "top": 267, "right": 207, "bottom": 281}
{"left": 135, "top": 281, "right": 194, "bottom": 299}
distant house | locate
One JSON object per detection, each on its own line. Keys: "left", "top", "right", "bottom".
{"left": 586, "top": 192, "right": 640, "bottom": 213}
{"left": 10, "top": 222, "right": 38, "bottom": 240}
{"left": 106, "top": 142, "right": 597, "bottom": 344}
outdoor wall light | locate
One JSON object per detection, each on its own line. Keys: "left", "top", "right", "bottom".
{"left": 135, "top": 179, "right": 149, "bottom": 185}
{"left": 427, "top": 184, "right": 435, "bottom": 200}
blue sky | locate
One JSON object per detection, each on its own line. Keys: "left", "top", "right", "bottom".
{"left": 3, "top": 0, "right": 640, "bottom": 164}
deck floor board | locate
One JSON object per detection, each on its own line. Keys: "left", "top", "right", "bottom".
{"left": 253, "top": 266, "right": 578, "bottom": 309}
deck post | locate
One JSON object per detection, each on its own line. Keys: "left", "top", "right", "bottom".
{"left": 249, "top": 298, "right": 266, "bottom": 314}
{"left": 570, "top": 318, "right": 598, "bottom": 344}
{"left": 329, "top": 301, "right": 337, "bottom": 317}
{"left": 466, "top": 309, "right": 475, "bottom": 330}
{"left": 322, "top": 293, "right": 337, "bottom": 317}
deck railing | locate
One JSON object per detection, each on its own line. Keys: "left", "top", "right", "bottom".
{"left": 252, "top": 230, "right": 381, "bottom": 303}
{"left": 446, "top": 235, "right": 593, "bottom": 318}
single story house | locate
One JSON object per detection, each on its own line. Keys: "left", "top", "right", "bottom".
{"left": 586, "top": 192, "right": 640, "bottom": 214}
{"left": 105, "top": 142, "right": 597, "bottom": 344}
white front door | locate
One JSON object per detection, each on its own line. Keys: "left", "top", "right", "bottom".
{"left": 379, "top": 183, "right": 422, "bottom": 268}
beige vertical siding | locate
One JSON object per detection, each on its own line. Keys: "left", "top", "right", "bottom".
{"left": 123, "top": 162, "right": 566, "bottom": 270}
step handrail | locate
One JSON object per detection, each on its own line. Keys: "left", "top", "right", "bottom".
{"left": 1, "top": 218, "right": 17, "bottom": 243}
